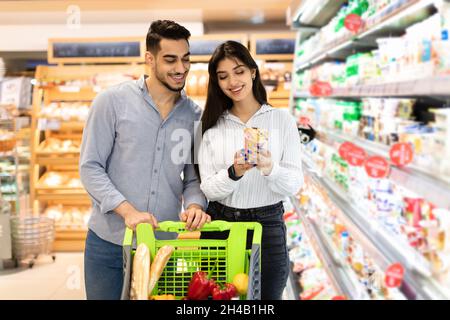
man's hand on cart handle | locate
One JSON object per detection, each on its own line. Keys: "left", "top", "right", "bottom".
{"left": 180, "top": 204, "right": 211, "bottom": 231}
{"left": 115, "top": 201, "right": 159, "bottom": 230}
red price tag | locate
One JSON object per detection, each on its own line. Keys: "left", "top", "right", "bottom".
{"left": 385, "top": 263, "right": 405, "bottom": 288}
{"left": 344, "top": 14, "right": 364, "bottom": 33}
{"left": 390, "top": 143, "right": 414, "bottom": 167}
{"left": 364, "top": 156, "right": 390, "bottom": 178}
{"left": 345, "top": 145, "right": 367, "bottom": 167}
{"left": 338, "top": 142, "right": 355, "bottom": 160}
{"left": 332, "top": 296, "right": 347, "bottom": 300}
{"left": 309, "top": 81, "right": 333, "bottom": 97}
{"left": 298, "top": 116, "right": 311, "bottom": 127}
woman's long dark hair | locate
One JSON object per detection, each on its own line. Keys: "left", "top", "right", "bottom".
{"left": 201, "top": 41, "right": 268, "bottom": 135}
{"left": 195, "top": 41, "right": 268, "bottom": 181}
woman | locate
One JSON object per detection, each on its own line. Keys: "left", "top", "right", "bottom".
{"left": 198, "top": 41, "right": 303, "bottom": 300}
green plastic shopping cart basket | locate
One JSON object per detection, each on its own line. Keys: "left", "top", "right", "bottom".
{"left": 120, "top": 220, "right": 262, "bottom": 300}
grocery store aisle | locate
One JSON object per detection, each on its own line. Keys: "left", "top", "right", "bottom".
{"left": 0, "top": 253, "right": 85, "bottom": 300}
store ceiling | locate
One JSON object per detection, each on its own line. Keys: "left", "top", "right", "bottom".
{"left": 0, "top": 0, "right": 291, "bottom": 25}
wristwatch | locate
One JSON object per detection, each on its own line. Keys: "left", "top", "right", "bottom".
{"left": 228, "top": 165, "right": 243, "bottom": 181}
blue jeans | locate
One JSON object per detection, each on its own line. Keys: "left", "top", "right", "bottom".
{"left": 84, "top": 229, "right": 123, "bottom": 300}
{"left": 201, "top": 201, "right": 289, "bottom": 300}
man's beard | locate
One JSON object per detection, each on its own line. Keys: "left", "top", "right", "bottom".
{"left": 155, "top": 67, "right": 187, "bottom": 93}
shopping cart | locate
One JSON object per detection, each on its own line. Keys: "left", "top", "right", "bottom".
{"left": 10, "top": 216, "right": 56, "bottom": 268}
{"left": 121, "top": 220, "right": 262, "bottom": 300}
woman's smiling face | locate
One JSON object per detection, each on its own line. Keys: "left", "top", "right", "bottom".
{"left": 216, "top": 57, "right": 256, "bottom": 103}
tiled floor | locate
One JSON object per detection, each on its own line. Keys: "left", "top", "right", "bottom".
{"left": 0, "top": 253, "right": 86, "bottom": 300}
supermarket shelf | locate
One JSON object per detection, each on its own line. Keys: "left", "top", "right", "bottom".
{"left": 54, "top": 229, "right": 87, "bottom": 252}
{"left": 35, "top": 152, "right": 80, "bottom": 166}
{"left": 294, "top": 76, "right": 450, "bottom": 99}
{"left": 35, "top": 191, "right": 90, "bottom": 202}
{"left": 0, "top": 151, "right": 16, "bottom": 158}
{"left": 292, "top": 0, "right": 347, "bottom": 29}
{"left": 302, "top": 159, "right": 450, "bottom": 300}
{"left": 290, "top": 196, "right": 371, "bottom": 300}
{"left": 319, "top": 128, "right": 450, "bottom": 210}
{"left": 295, "top": 0, "right": 436, "bottom": 72}
{"left": 37, "top": 119, "right": 85, "bottom": 131}
{"left": 286, "top": 263, "right": 301, "bottom": 300}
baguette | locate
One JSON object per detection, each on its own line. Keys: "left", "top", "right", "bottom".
{"left": 148, "top": 245, "right": 175, "bottom": 296}
{"left": 130, "top": 243, "right": 151, "bottom": 300}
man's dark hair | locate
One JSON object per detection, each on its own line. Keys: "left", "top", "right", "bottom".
{"left": 146, "top": 20, "right": 191, "bottom": 54}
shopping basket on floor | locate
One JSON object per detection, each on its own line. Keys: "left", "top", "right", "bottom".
{"left": 121, "top": 220, "right": 262, "bottom": 300}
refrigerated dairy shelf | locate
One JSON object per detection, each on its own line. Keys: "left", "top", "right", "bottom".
{"left": 301, "top": 156, "right": 450, "bottom": 300}
{"left": 294, "top": 0, "right": 437, "bottom": 72}
{"left": 294, "top": 76, "right": 450, "bottom": 99}
{"left": 318, "top": 128, "right": 450, "bottom": 210}
{"left": 290, "top": 195, "right": 371, "bottom": 300}
{"left": 292, "top": 0, "right": 347, "bottom": 29}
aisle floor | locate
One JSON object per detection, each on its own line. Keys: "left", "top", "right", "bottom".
{"left": 0, "top": 253, "right": 86, "bottom": 300}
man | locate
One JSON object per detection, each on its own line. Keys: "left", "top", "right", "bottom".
{"left": 80, "top": 20, "right": 210, "bottom": 300}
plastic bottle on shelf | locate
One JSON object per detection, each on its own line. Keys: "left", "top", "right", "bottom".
{"left": 341, "top": 231, "right": 350, "bottom": 258}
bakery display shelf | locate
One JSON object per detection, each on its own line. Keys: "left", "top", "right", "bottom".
{"left": 295, "top": 0, "right": 436, "bottom": 72}
{"left": 36, "top": 171, "right": 82, "bottom": 188}
{"left": 35, "top": 140, "right": 80, "bottom": 165}
{"left": 302, "top": 158, "right": 450, "bottom": 300}
{"left": 290, "top": 195, "right": 371, "bottom": 300}
{"left": 294, "top": 76, "right": 450, "bottom": 99}
{"left": 0, "top": 151, "right": 16, "bottom": 158}
{"left": 35, "top": 193, "right": 90, "bottom": 202}
{"left": 53, "top": 229, "right": 87, "bottom": 252}
{"left": 35, "top": 156, "right": 79, "bottom": 166}
{"left": 319, "top": 128, "right": 450, "bottom": 210}
{"left": 45, "top": 86, "right": 98, "bottom": 103}
{"left": 39, "top": 118, "right": 85, "bottom": 131}
{"left": 36, "top": 149, "right": 80, "bottom": 155}
{"left": 269, "top": 90, "right": 291, "bottom": 99}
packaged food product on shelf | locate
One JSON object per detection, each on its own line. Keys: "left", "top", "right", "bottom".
{"left": 296, "top": 0, "right": 411, "bottom": 65}
{"left": 301, "top": 138, "right": 450, "bottom": 288}
{"left": 0, "top": 77, "right": 32, "bottom": 109}
{"left": 296, "top": 9, "right": 450, "bottom": 91}
{"left": 294, "top": 97, "right": 450, "bottom": 178}
{"left": 0, "top": 129, "right": 16, "bottom": 152}
{"left": 284, "top": 207, "right": 338, "bottom": 300}
{"left": 298, "top": 178, "right": 407, "bottom": 300}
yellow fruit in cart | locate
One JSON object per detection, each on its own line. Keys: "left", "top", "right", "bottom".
{"left": 232, "top": 273, "right": 249, "bottom": 295}
{"left": 151, "top": 294, "right": 176, "bottom": 300}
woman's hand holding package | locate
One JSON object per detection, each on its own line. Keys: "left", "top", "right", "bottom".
{"left": 256, "top": 149, "right": 274, "bottom": 176}
{"left": 233, "top": 149, "right": 254, "bottom": 177}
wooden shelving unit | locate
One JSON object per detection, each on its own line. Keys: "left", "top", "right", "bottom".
{"left": 250, "top": 33, "right": 296, "bottom": 110}
{"left": 30, "top": 37, "right": 147, "bottom": 251}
